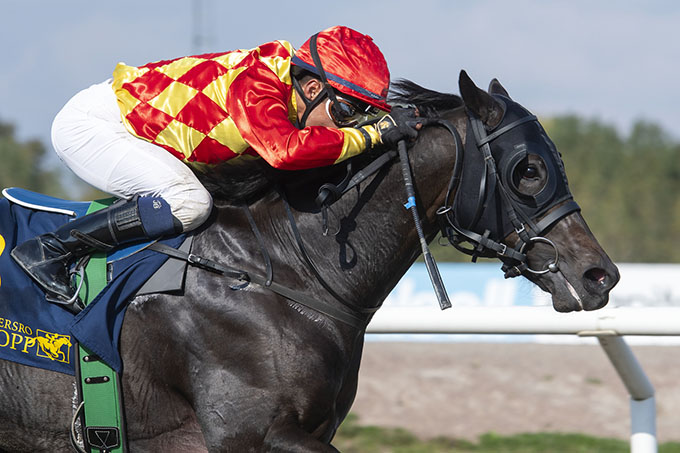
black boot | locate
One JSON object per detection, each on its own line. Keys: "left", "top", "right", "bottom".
{"left": 11, "top": 196, "right": 181, "bottom": 311}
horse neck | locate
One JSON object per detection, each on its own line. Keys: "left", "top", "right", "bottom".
{"left": 250, "top": 110, "right": 468, "bottom": 310}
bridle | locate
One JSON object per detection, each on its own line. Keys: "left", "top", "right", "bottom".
{"left": 436, "top": 102, "right": 581, "bottom": 278}
{"left": 269, "top": 100, "right": 583, "bottom": 326}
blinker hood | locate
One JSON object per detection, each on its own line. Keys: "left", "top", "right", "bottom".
{"left": 452, "top": 95, "right": 574, "bottom": 241}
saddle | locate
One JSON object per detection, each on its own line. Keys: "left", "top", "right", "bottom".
{"left": 2, "top": 188, "right": 193, "bottom": 452}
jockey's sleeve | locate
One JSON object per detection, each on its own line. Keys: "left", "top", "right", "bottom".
{"left": 227, "top": 64, "right": 380, "bottom": 170}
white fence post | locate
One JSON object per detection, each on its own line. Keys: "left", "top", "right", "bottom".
{"left": 594, "top": 335, "right": 657, "bottom": 453}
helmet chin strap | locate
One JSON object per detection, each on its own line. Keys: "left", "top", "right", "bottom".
{"left": 293, "top": 33, "right": 341, "bottom": 129}
{"left": 292, "top": 75, "right": 327, "bottom": 129}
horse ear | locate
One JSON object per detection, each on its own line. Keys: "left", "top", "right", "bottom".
{"left": 459, "top": 70, "right": 504, "bottom": 128}
{"left": 488, "top": 78, "right": 510, "bottom": 98}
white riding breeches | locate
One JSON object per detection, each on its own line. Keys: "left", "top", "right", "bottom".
{"left": 51, "top": 80, "right": 213, "bottom": 232}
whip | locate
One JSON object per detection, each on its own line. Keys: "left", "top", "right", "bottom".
{"left": 398, "top": 140, "right": 451, "bottom": 310}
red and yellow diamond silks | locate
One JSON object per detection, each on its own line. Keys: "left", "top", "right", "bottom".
{"left": 112, "top": 41, "right": 380, "bottom": 170}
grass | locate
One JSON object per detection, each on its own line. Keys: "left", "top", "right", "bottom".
{"left": 333, "top": 414, "right": 680, "bottom": 453}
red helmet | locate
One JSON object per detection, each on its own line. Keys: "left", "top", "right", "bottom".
{"left": 292, "top": 26, "right": 391, "bottom": 112}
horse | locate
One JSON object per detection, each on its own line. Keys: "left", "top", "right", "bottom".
{"left": 0, "top": 71, "right": 619, "bottom": 452}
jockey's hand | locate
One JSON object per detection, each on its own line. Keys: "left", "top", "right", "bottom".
{"left": 375, "top": 106, "right": 423, "bottom": 147}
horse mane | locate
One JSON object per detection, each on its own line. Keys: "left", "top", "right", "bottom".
{"left": 191, "top": 156, "right": 353, "bottom": 204}
{"left": 389, "top": 79, "right": 463, "bottom": 117}
{"left": 192, "top": 80, "right": 463, "bottom": 203}
{"left": 191, "top": 158, "right": 278, "bottom": 203}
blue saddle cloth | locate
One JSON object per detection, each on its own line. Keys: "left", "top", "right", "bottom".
{"left": 0, "top": 189, "right": 186, "bottom": 374}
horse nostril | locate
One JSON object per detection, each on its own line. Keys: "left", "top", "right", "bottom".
{"left": 583, "top": 267, "right": 611, "bottom": 293}
{"left": 585, "top": 267, "right": 607, "bottom": 284}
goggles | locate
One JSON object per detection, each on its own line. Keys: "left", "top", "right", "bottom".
{"left": 293, "top": 32, "right": 387, "bottom": 129}
{"left": 325, "top": 96, "right": 385, "bottom": 127}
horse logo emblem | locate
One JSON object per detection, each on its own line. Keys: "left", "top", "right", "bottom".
{"left": 0, "top": 233, "right": 4, "bottom": 288}
{"left": 32, "top": 330, "right": 72, "bottom": 363}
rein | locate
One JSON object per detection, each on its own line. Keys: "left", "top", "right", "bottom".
{"left": 279, "top": 187, "right": 380, "bottom": 318}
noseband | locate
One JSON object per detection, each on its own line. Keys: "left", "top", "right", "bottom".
{"left": 437, "top": 106, "right": 581, "bottom": 278}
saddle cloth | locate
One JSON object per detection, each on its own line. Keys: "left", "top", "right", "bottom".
{"left": 0, "top": 188, "right": 188, "bottom": 374}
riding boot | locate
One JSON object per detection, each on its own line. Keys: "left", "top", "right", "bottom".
{"left": 11, "top": 196, "right": 182, "bottom": 311}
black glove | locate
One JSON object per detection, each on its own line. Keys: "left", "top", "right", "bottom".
{"left": 375, "top": 106, "right": 421, "bottom": 147}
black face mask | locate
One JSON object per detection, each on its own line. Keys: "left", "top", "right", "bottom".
{"left": 452, "top": 95, "right": 574, "bottom": 241}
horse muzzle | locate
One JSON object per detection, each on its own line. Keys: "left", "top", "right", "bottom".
{"left": 523, "top": 215, "right": 620, "bottom": 312}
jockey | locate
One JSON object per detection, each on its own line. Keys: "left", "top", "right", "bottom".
{"left": 11, "top": 25, "right": 421, "bottom": 308}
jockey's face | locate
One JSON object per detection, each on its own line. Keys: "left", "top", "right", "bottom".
{"left": 295, "top": 78, "right": 338, "bottom": 128}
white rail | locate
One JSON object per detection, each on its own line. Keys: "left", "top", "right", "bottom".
{"left": 366, "top": 306, "right": 680, "bottom": 453}
{"left": 366, "top": 306, "right": 680, "bottom": 336}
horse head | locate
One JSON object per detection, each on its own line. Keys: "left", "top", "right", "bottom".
{"left": 418, "top": 70, "right": 620, "bottom": 312}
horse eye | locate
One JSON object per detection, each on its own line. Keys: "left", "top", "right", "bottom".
{"left": 521, "top": 165, "right": 539, "bottom": 179}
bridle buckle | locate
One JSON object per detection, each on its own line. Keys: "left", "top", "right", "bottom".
{"left": 498, "top": 243, "right": 507, "bottom": 257}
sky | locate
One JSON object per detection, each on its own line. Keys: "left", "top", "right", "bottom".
{"left": 2, "top": 0, "right": 680, "bottom": 156}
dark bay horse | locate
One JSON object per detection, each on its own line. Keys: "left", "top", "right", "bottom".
{"left": 0, "top": 71, "right": 619, "bottom": 452}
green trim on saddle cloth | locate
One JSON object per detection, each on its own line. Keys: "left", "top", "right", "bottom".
{"left": 76, "top": 198, "right": 128, "bottom": 453}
